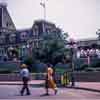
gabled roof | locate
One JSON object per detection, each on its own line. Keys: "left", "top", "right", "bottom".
{"left": 0, "top": 2, "right": 16, "bottom": 30}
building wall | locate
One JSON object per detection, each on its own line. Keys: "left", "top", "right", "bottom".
{"left": 0, "top": 20, "right": 61, "bottom": 61}
{"left": 2, "top": 7, "right": 16, "bottom": 29}
{"left": 77, "top": 38, "right": 100, "bottom": 48}
{"left": 0, "top": 4, "right": 62, "bottom": 61}
{"left": 0, "top": 7, "right": 2, "bottom": 27}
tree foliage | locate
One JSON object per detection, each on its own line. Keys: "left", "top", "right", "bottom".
{"left": 32, "top": 32, "right": 69, "bottom": 65}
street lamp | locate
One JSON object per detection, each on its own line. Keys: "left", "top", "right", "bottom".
{"left": 68, "top": 38, "right": 77, "bottom": 87}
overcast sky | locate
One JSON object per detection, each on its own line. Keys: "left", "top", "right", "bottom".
{"left": 0, "top": 0, "right": 99, "bottom": 40}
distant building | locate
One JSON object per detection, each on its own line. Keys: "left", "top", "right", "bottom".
{"left": 76, "top": 38, "right": 100, "bottom": 59}
{"left": 0, "top": 3, "right": 61, "bottom": 61}
{"left": 77, "top": 38, "right": 100, "bottom": 49}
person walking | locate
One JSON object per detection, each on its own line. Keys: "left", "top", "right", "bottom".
{"left": 45, "top": 63, "right": 58, "bottom": 95}
{"left": 20, "top": 64, "right": 31, "bottom": 96}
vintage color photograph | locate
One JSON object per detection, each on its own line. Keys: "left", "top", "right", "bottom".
{"left": 0, "top": 0, "right": 99, "bottom": 100}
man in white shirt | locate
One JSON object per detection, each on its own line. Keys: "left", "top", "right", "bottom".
{"left": 20, "top": 64, "right": 30, "bottom": 96}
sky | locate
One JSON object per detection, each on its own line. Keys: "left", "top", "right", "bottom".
{"left": 0, "top": 0, "right": 99, "bottom": 40}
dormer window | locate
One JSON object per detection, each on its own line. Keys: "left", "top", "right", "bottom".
{"left": 45, "top": 28, "right": 50, "bottom": 33}
{"left": 34, "top": 25, "right": 38, "bottom": 35}
{"left": 32, "top": 25, "right": 38, "bottom": 38}
{"left": 32, "top": 29, "right": 35, "bottom": 36}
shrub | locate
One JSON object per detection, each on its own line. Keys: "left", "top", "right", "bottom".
{"left": 77, "top": 64, "right": 88, "bottom": 71}
{"left": 85, "top": 68, "right": 95, "bottom": 72}
{"left": 0, "top": 69, "right": 12, "bottom": 74}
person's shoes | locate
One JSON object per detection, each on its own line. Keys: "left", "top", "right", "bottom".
{"left": 40, "top": 93, "right": 49, "bottom": 96}
{"left": 43, "top": 93, "right": 49, "bottom": 96}
{"left": 26, "top": 92, "right": 31, "bottom": 95}
{"left": 55, "top": 89, "right": 58, "bottom": 95}
{"left": 45, "top": 93, "right": 49, "bottom": 96}
{"left": 20, "top": 91, "right": 23, "bottom": 96}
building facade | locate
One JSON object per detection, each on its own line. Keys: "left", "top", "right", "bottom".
{"left": 0, "top": 3, "right": 61, "bottom": 61}
{"left": 77, "top": 38, "right": 100, "bottom": 48}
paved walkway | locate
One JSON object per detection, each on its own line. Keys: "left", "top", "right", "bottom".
{"left": 73, "top": 82, "right": 100, "bottom": 92}
{"left": 0, "top": 80, "right": 44, "bottom": 85}
{"left": 0, "top": 80, "right": 100, "bottom": 92}
{"left": 0, "top": 85, "right": 100, "bottom": 100}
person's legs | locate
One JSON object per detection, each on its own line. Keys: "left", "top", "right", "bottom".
{"left": 24, "top": 77, "right": 30, "bottom": 95}
{"left": 26, "top": 84, "right": 30, "bottom": 95}
{"left": 45, "top": 88, "right": 49, "bottom": 95}
{"left": 20, "top": 77, "right": 26, "bottom": 96}
{"left": 50, "top": 79, "right": 58, "bottom": 95}
{"left": 45, "top": 79, "right": 49, "bottom": 95}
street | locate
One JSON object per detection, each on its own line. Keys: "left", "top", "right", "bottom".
{"left": 0, "top": 85, "right": 100, "bottom": 100}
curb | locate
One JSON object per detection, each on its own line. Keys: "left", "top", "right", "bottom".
{"left": 0, "top": 83, "right": 44, "bottom": 86}
{"left": 0, "top": 83, "right": 100, "bottom": 93}
{"left": 66, "top": 86, "right": 100, "bottom": 93}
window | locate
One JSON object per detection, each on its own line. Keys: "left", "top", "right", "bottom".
{"left": 45, "top": 28, "right": 50, "bottom": 33}
{"left": 32, "top": 29, "right": 35, "bottom": 36}
{"left": 0, "top": 48, "right": 4, "bottom": 56}
{"left": 34, "top": 25, "right": 38, "bottom": 37}
{"left": 34, "top": 40, "right": 39, "bottom": 48}
{"left": 6, "top": 22, "right": 11, "bottom": 27}
{"left": 20, "top": 32, "right": 27, "bottom": 41}
{"left": 9, "top": 34, "right": 16, "bottom": 43}
{"left": 0, "top": 35, "right": 5, "bottom": 44}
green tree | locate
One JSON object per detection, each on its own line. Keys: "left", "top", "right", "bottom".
{"left": 33, "top": 32, "right": 69, "bottom": 65}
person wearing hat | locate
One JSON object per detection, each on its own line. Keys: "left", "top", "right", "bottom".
{"left": 20, "top": 64, "right": 31, "bottom": 96}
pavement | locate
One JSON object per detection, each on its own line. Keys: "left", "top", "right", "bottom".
{"left": 71, "top": 82, "right": 100, "bottom": 92}
{"left": 0, "top": 85, "right": 100, "bottom": 100}
{"left": 0, "top": 80, "right": 44, "bottom": 85}
{"left": 0, "top": 80, "right": 100, "bottom": 92}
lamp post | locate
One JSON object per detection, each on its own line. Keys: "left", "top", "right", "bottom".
{"left": 68, "top": 38, "right": 77, "bottom": 87}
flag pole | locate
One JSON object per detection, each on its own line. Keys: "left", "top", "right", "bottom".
{"left": 40, "top": 0, "right": 47, "bottom": 20}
